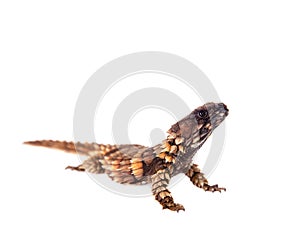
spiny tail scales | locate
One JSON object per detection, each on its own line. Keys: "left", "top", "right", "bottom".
{"left": 23, "top": 140, "right": 102, "bottom": 156}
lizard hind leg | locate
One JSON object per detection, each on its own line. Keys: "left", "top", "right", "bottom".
{"left": 65, "top": 155, "right": 105, "bottom": 174}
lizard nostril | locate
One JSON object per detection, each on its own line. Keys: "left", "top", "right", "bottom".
{"left": 218, "top": 103, "right": 229, "bottom": 112}
{"left": 223, "top": 104, "right": 229, "bottom": 112}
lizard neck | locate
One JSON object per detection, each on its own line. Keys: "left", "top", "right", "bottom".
{"left": 154, "top": 122, "right": 211, "bottom": 169}
{"left": 165, "top": 127, "right": 205, "bottom": 157}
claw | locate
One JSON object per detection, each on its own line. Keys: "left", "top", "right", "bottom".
{"left": 203, "top": 184, "right": 226, "bottom": 193}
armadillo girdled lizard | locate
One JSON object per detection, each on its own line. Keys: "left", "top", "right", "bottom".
{"left": 25, "top": 102, "right": 229, "bottom": 212}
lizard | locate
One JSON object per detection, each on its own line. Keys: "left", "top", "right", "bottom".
{"left": 24, "top": 102, "right": 229, "bottom": 212}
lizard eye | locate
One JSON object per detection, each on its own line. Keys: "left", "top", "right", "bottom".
{"left": 198, "top": 110, "right": 208, "bottom": 118}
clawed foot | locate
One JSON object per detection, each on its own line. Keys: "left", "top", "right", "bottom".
{"left": 203, "top": 184, "right": 226, "bottom": 193}
{"left": 159, "top": 196, "right": 185, "bottom": 212}
{"left": 163, "top": 203, "right": 185, "bottom": 212}
{"left": 65, "top": 165, "right": 85, "bottom": 172}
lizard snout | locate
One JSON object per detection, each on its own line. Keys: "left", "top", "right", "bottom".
{"left": 218, "top": 103, "right": 229, "bottom": 116}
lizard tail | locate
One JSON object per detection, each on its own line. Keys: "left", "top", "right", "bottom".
{"left": 23, "top": 140, "right": 102, "bottom": 156}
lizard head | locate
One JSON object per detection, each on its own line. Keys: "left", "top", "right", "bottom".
{"left": 167, "top": 102, "right": 229, "bottom": 149}
{"left": 193, "top": 102, "right": 229, "bottom": 133}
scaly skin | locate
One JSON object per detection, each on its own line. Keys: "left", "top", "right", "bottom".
{"left": 24, "top": 102, "right": 229, "bottom": 212}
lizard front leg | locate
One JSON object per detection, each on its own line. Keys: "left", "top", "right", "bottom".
{"left": 151, "top": 168, "right": 185, "bottom": 212}
{"left": 186, "top": 164, "right": 226, "bottom": 192}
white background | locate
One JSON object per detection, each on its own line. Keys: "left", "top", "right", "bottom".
{"left": 1, "top": 1, "right": 300, "bottom": 245}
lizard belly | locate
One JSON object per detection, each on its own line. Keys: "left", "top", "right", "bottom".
{"left": 106, "top": 169, "right": 151, "bottom": 185}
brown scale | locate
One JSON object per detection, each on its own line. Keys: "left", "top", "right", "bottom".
{"left": 24, "top": 102, "right": 229, "bottom": 212}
